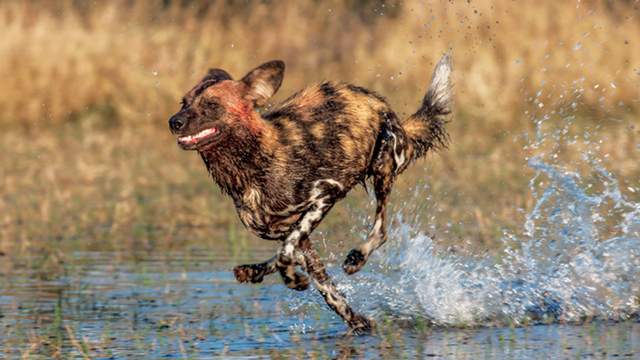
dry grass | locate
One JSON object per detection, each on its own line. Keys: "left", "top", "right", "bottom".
{"left": 1, "top": 1, "right": 638, "bottom": 126}
{"left": 0, "top": 0, "right": 638, "bottom": 259}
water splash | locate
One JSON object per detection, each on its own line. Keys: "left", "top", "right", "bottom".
{"left": 342, "top": 146, "right": 640, "bottom": 328}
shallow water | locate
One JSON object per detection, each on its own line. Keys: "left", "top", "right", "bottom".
{"left": 0, "top": 250, "right": 638, "bottom": 359}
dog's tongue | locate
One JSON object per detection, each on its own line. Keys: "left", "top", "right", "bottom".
{"left": 178, "top": 128, "right": 216, "bottom": 144}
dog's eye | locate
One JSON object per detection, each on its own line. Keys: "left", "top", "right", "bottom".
{"left": 202, "top": 99, "right": 224, "bottom": 118}
{"left": 203, "top": 99, "right": 221, "bottom": 111}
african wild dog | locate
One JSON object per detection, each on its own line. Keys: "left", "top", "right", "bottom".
{"left": 168, "top": 54, "right": 452, "bottom": 332}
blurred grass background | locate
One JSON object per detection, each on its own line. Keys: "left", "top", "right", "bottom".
{"left": 0, "top": 0, "right": 638, "bottom": 268}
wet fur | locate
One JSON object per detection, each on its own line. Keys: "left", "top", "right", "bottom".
{"left": 169, "top": 55, "right": 452, "bottom": 332}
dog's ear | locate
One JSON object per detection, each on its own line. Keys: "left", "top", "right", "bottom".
{"left": 200, "top": 68, "right": 233, "bottom": 84}
{"left": 241, "top": 60, "right": 285, "bottom": 107}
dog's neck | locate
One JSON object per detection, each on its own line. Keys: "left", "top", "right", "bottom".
{"left": 198, "top": 125, "right": 273, "bottom": 203}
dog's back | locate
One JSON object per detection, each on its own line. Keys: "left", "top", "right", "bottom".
{"left": 261, "top": 81, "right": 405, "bottom": 204}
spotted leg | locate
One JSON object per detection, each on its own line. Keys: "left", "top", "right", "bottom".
{"left": 276, "top": 253, "right": 311, "bottom": 291}
{"left": 299, "top": 236, "right": 373, "bottom": 333}
{"left": 343, "top": 153, "right": 395, "bottom": 275}
{"left": 276, "top": 180, "right": 343, "bottom": 287}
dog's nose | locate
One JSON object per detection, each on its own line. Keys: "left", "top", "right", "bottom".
{"left": 169, "top": 116, "right": 185, "bottom": 132}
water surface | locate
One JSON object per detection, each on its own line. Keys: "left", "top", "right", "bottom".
{"left": 1, "top": 246, "right": 638, "bottom": 359}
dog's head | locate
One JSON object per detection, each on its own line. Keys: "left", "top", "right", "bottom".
{"left": 168, "top": 60, "right": 284, "bottom": 150}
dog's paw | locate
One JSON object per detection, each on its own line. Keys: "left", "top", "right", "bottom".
{"left": 343, "top": 249, "right": 367, "bottom": 275}
{"left": 233, "top": 264, "right": 266, "bottom": 284}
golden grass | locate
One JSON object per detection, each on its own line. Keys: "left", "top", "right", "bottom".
{"left": 1, "top": 1, "right": 638, "bottom": 126}
{"left": 1, "top": 113, "right": 636, "bottom": 265}
{"left": 0, "top": 1, "right": 638, "bottom": 260}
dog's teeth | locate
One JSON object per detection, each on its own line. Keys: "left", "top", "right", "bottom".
{"left": 179, "top": 128, "right": 216, "bottom": 143}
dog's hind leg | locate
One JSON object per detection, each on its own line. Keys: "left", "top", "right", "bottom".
{"left": 343, "top": 151, "right": 396, "bottom": 275}
{"left": 299, "top": 237, "right": 373, "bottom": 333}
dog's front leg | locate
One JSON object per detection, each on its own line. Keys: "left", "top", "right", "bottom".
{"left": 233, "top": 256, "right": 278, "bottom": 284}
{"left": 234, "top": 254, "right": 310, "bottom": 290}
{"left": 276, "top": 179, "right": 343, "bottom": 291}
{"left": 274, "top": 208, "right": 319, "bottom": 291}
{"left": 277, "top": 180, "right": 342, "bottom": 264}
{"left": 275, "top": 254, "right": 310, "bottom": 291}
{"left": 277, "top": 200, "right": 330, "bottom": 266}
{"left": 276, "top": 198, "right": 335, "bottom": 290}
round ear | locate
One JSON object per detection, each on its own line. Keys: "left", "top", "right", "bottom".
{"left": 241, "top": 60, "right": 285, "bottom": 107}
{"left": 201, "top": 68, "right": 233, "bottom": 84}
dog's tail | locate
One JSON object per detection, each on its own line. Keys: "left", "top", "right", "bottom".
{"left": 401, "top": 52, "right": 453, "bottom": 160}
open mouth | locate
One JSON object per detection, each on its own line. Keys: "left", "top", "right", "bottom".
{"left": 177, "top": 128, "right": 217, "bottom": 149}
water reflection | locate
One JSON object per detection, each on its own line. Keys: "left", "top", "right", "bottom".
{"left": 0, "top": 251, "right": 638, "bottom": 358}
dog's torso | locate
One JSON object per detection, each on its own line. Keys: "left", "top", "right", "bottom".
{"left": 208, "top": 81, "right": 410, "bottom": 240}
